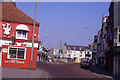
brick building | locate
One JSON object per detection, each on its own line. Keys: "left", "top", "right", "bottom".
{"left": 0, "top": 2, "right": 40, "bottom": 69}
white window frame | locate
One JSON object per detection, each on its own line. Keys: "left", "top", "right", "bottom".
{"left": 118, "top": 28, "right": 120, "bottom": 43}
{"left": 16, "top": 30, "right": 28, "bottom": 40}
{"left": 7, "top": 47, "right": 26, "bottom": 60}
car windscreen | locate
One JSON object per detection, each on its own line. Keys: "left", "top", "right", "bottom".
{"left": 82, "top": 59, "right": 88, "bottom": 61}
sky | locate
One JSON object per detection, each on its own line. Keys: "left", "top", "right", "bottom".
{"left": 16, "top": 2, "right": 110, "bottom": 49}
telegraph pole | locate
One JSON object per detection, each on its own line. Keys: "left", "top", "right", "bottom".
{"left": 30, "top": 0, "right": 37, "bottom": 69}
{"left": 59, "top": 40, "right": 62, "bottom": 59}
{"left": 60, "top": 40, "right": 62, "bottom": 52}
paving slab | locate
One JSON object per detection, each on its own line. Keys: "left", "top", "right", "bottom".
{"left": 2, "top": 67, "right": 48, "bottom": 78}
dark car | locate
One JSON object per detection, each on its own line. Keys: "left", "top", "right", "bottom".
{"left": 80, "top": 58, "right": 90, "bottom": 68}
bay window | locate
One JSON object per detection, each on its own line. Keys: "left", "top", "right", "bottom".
{"left": 16, "top": 24, "right": 29, "bottom": 40}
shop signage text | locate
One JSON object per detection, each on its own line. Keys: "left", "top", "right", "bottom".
{"left": 4, "top": 60, "right": 24, "bottom": 64}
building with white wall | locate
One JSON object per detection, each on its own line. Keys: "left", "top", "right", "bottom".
{"left": 65, "top": 45, "right": 92, "bottom": 63}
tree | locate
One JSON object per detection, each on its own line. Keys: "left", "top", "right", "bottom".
{"left": 64, "top": 42, "right": 67, "bottom": 46}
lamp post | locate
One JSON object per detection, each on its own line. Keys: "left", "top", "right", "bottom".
{"left": 30, "top": 0, "right": 37, "bottom": 69}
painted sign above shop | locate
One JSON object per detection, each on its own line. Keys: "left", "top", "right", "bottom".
{"left": 2, "top": 23, "right": 11, "bottom": 38}
{"left": 2, "top": 23, "right": 11, "bottom": 35}
{"left": 1, "top": 40, "right": 38, "bottom": 48}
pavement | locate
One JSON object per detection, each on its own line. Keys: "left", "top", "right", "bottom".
{"left": 89, "top": 64, "right": 114, "bottom": 79}
{"left": 2, "top": 67, "right": 49, "bottom": 78}
{"left": 89, "top": 63, "right": 120, "bottom": 80}
{"left": 115, "top": 76, "right": 120, "bottom": 80}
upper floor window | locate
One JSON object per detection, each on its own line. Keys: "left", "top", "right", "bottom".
{"left": 16, "top": 30, "right": 28, "bottom": 39}
{"left": 74, "top": 47, "right": 76, "bottom": 50}
{"left": 79, "top": 47, "right": 82, "bottom": 50}
{"left": 16, "top": 24, "right": 29, "bottom": 40}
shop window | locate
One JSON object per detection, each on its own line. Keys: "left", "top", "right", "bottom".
{"left": 16, "top": 30, "right": 28, "bottom": 40}
{"left": 8, "top": 47, "right": 26, "bottom": 59}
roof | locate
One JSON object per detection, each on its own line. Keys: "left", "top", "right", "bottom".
{"left": 0, "top": 2, "right": 39, "bottom": 26}
{"left": 66, "top": 45, "right": 90, "bottom": 51}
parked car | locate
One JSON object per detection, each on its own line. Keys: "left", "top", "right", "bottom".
{"left": 80, "top": 58, "right": 90, "bottom": 68}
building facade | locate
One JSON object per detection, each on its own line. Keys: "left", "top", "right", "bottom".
{"left": 96, "top": 16, "right": 108, "bottom": 67}
{"left": 0, "top": 2, "right": 40, "bottom": 69}
{"left": 66, "top": 45, "right": 92, "bottom": 63}
{"left": 112, "top": 1, "right": 120, "bottom": 76}
{"left": 94, "top": 1, "right": 120, "bottom": 76}
{"left": 92, "top": 35, "right": 98, "bottom": 64}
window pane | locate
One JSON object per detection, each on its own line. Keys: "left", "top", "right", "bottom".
{"left": 17, "top": 48, "right": 25, "bottom": 59}
{"left": 17, "top": 31, "right": 21, "bottom": 37}
{"left": 22, "top": 31, "right": 26, "bottom": 38}
{"left": 18, "top": 48, "right": 25, "bottom": 51}
{"left": 9, "top": 48, "right": 16, "bottom": 58}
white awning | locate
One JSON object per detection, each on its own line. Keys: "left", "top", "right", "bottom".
{"left": 16, "top": 24, "right": 29, "bottom": 31}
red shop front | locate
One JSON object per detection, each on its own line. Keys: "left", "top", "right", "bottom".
{"left": 0, "top": 2, "right": 40, "bottom": 69}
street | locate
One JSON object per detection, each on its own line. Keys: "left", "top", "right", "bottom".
{"left": 1, "top": 61, "right": 115, "bottom": 80}
{"left": 36, "top": 61, "right": 114, "bottom": 79}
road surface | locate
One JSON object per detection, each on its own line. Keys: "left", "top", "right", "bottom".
{"left": 36, "top": 61, "right": 114, "bottom": 79}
